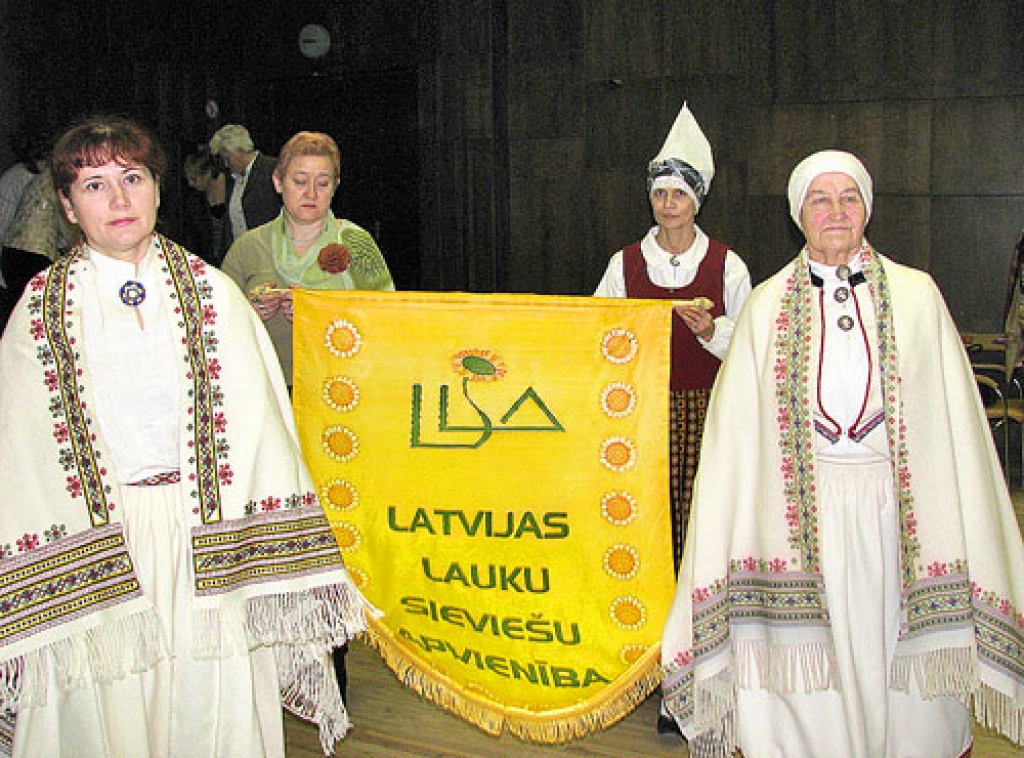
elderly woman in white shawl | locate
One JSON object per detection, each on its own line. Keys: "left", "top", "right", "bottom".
{"left": 660, "top": 150, "right": 1024, "bottom": 757}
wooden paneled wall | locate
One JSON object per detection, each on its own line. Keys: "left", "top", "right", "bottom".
{"left": 497, "top": 0, "right": 1024, "bottom": 333}
{"left": 1, "top": 1, "right": 1021, "bottom": 331}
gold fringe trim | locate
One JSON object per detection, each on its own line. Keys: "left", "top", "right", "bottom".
{"left": 360, "top": 615, "right": 662, "bottom": 744}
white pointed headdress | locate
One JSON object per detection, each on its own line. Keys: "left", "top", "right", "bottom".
{"left": 647, "top": 102, "right": 715, "bottom": 209}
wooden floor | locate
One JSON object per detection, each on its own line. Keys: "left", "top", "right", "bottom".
{"left": 283, "top": 495, "right": 1024, "bottom": 758}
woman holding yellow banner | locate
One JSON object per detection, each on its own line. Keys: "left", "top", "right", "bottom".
{"left": 223, "top": 131, "right": 394, "bottom": 385}
{"left": 594, "top": 103, "right": 751, "bottom": 571}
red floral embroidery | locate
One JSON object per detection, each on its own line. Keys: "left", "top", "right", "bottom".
{"left": 66, "top": 475, "right": 82, "bottom": 498}
{"left": 302, "top": 492, "right": 317, "bottom": 505}
{"left": 16, "top": 533, "right": 39, "bottom": 552}
{"left": 217, "top": 463, "right": 234, "bottom": 486}
{"left": 262, "top": 495, "right": 281, "bottom": 512}
{"left": 202, "top": 303, "right": 217, "bottom": 325}
{"left": 318, "top": 244, "right": 351, "bottom": 274}
{"left": 213, "top": 412, "right": 227, "bottom": 434}
{"left": 53, "top": 422, "right": 70, "bottom": 444}
{"left": 30, "top": 319, "right": 44, "bottom": 340}
{"left": 905, "top": 511, "right": 918, "bottom": 537}
{"left": 207, "top": 358, "right": 222, "bottom": 380}
{"left": 927, "top": 561, "right": 948, "bottom": 577}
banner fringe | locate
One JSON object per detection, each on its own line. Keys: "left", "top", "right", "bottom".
{"left": 360, "top": 617, "right": 663, "bottom": 744}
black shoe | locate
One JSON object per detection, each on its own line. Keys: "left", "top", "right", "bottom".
{"left": 656, "top": 714, "right": 681, "bottom": 735}
{"left": 332, "top": 643, "right": 349, "bottom": 704}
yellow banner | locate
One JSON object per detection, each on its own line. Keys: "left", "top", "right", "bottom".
{"left": 293, "top": 291, "right": 674, "bottom": 742}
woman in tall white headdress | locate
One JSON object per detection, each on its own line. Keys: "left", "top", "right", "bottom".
{"left": 660, "top": 149, "right": 1024, "bottom": 757}
{"left": 594, "top": 102, "right": 751, "bottom": 574}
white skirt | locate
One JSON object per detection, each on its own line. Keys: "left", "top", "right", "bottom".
{"left": 735, "top": 458, "right": 972, "bottom": 758}
{"left": 12, "top": 482, "right": 286, "bottom": 758}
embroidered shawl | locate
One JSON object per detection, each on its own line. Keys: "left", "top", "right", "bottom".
{"left": 0, "top": 234, "right": 367, "bottom": 753}
{"left": 660, "top": 247, "right": 1024, "bottom": 755}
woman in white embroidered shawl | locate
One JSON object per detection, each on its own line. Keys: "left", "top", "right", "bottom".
{"left": 0, "top": 115, "right": 367, "bottom": 757}
{"left": 661, "top": 150, "right": 1024, "bottom": 757}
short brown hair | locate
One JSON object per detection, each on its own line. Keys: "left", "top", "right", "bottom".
{"left": 51, "top": 115, "right": 166, "bottom": 197}
{"left": 275, "top": 131, "right": 340, "bottom": 181}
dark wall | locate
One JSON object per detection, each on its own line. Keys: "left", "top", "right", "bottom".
{"left": 500, "top": 0, "right": 1024, "bottom": 333}
{"left": 2, "top": 1, "right": 1022, "bottom": 331}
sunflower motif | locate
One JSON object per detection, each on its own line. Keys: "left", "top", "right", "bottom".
{"left": 331, "top": 522, "right": 362, "bottom": 553}
{"left": 600, "top": 436, "right": 637, "bottom": 473}
{"left": 603, "top": 543, "right": 640, "bottom": 581}
{"left": 620, "top": 643, "right": 648, "bottom": 665}
{"left": 322, "top": 425, "right": 359, "bottom": 462}
{"left": 609, "top": 595, "right": 647, "bottom": 631}
{"left": 346, "top": 564, "right": 369, "bottom": 590}
{"left": 325, "top": 319, "right": 363, "bottom": 358}
{"left": 320, "top": 478, "right": 359, "bottom": 512}
{"left": 601, "top": 491, "right": 639, "bottom": 526}
{"left": 451, "top": 349, "right": 507, "bottom": 382}
{"left": 601, "top": 328, "right": 639, "bottom": 365}
{"left": 323, "top": 376, "right": 360, "bottom": 413}
{"left": 600, "top": 381, "right": 638, "bottom": 418}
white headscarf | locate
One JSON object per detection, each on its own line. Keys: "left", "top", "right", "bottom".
{"left": 787, "top": 150, "right": 873, "bottom": 229}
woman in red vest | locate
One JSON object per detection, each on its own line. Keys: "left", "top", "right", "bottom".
{"left": 594, "top": 102, "right": 751, "bottom": 572}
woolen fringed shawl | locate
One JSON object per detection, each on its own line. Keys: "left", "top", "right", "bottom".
{"left": 0, "top": 235, "right": 367, "bottom": 753}
{"left": 661, "top": 247, "right": 1024, "bottom": 755}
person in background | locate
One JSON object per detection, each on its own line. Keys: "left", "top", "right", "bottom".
{"left": 0, "top": 114, "right": 367, "bottom": 757}
{"left": 209, "top": 123, "right": 281, "bottom": 248}
{"left": 594, "top": 102, "right": 751, "bottom": 570}
{"left": 0, "top": 132, "right": 47, "bottom": 245}
{"left": 0, "top": 167, "right": 82, "bottom": 332}
{"left": 222, "top": 130, "right": 394, "bottom": 386}
{"left": 182, "top": 146, "right": 228, "bottom": 265}
{"left": 660, "top": 150, "right": 1024, "bottom": 757}
{"left": 222, "top": 130, "right": 394, "bottom": 704}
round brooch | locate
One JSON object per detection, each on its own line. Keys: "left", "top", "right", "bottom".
{"left": 119, "top": 280, "right": 146, "bottom": 307}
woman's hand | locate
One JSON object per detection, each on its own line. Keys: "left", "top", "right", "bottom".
{"left": 279, "top": 290, "right": 295, "bottom": 323}
{"left": 249, "top": 283, "right": 282, "bottom": 321}
{"left": 674, "top": 304, "right": 715, "bottom": 341}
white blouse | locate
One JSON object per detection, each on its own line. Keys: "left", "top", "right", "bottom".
{"left": 593, "top": 225, "right": 751, "bottom": 360}
{"left": 809, "top": 256, "right": 888, "bottom": 462}
{"left": 81, "top": 240, "right": 181, "bottom": 483}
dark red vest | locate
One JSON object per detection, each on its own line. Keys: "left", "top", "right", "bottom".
{"left": 623, "top": 238, "right": 727, "bottom": 391}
